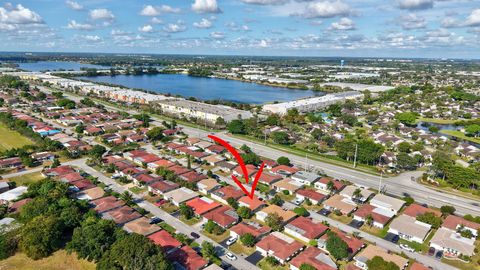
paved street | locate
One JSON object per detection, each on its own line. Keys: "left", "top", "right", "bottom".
{"left": 73, "top": 159, "right": 258, "bottom": 270}
{"left": 1, "top": 158, "right": 88, "bottom": 179}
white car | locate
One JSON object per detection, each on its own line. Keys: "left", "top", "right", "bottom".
{"left": 226, "top": 236, "right": 237, "bottom": 246}
{"left": 293, "top": 198, "right": 304, "bottom": 205}
{"left": 399, "top": 244, "right": 415, "bottom": 253}
{"left": 226, "top": 252, "right": 237, "bottom": 261}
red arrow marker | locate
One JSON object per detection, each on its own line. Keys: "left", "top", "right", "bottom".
{"left": 208, "top": 135, "right": 265, "bottom": 199}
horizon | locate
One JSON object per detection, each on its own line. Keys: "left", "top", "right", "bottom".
{"left": 0, "top": 1, "right": 479, "bottom": 59}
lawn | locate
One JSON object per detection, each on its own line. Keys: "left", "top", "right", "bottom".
{"left": 0, "top": 123, "right": 33, "bottom": 152}
{"left": 180, "top": 216, "right": 201, "bottom": 226}
{"left": 361, "top": 225, "right": 389, "bottom": 238}
{"left": 129, "top": 186, "right": 147, "bottom": 194}
{"left": 257, "top": 258, "right": 289, "bottom": 270}
{"left": 440, "top": 130, "right": 480, "bottom": 144}
{"left": 7, "top": 171, "right": 45, "bottom": 186}
{"left": 0, "top": 250, "right": 96, "bottom": 270}
{"left": 418, "top": 117, "right": 457, "bottom": 124}
{"left": 203, "top": 230, "right": 230, "bottom": 243}
{"left": 159, "top": 202, "right": 179, "bottom": 213}
{"left": 328, "top": 213, "right": 353, "bottom": 224}
{"left": 229, "top": 242, "right": 256, "bottom": 256}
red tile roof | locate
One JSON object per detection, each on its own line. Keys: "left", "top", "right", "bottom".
{"left": 149, "top": 180, "right": 179, "bottom": 193}
{"left": 403, "top": 204, "right": 442, "bottom": 218}
{"left": 91, "top": 196, "right": 125, "bottom": 213}
{"left": 234, "top": 164, "right": 258, "bottom": 177}
{"left": 206, "top": 145, "right": 226, "bottom": 153}
{"left": 44, "top": 165, "right": 75, "bottom": 176}
{"left": 179, "top": 171, "right": 208, "bottom": 183}
{"left": 186, "top": 197, "right": 222, "bottom": 215}
{"left": 212, "top": 185, "right": 244, "bottom": 200}
{"left": 318, "top": 177, "right": 345, "bottom": 190}
{"left": 149, "top": 159, "right": 175, "bottom": 168}
{"left": 258, "top": 172, "right": 283, "bottom": 185}
{"left": 238, "top": 196, "right": 266, "bottom": 211}
{"left": 256, "top": 233, "right": 304, "bottom": 261}
{"left": 297, "top": 189, "right": 327, "bottom": 202}
{"left": 60, "top": 172, "right": 85, "bottom": 183}
{"left": 443, "top": 215, "right": 480, "bottom": 231}
{"left": 354, "top": 204, "right": 392, "bottom": 225}
{"left": 71, "top": 179, "right": 95, "bottom": 191}
{"left": 286, "top": 217, "right": 329, "bottom": 239}
{"left": 134, "top": 153, "right": 161, "bottom": 164}
{"left": 202, "top": 205, "right": 239, "bottom": 228}
{"left": 168, "top": 165, "right": 191, "bottom": 175}
{"left": 270, "top": 165, "right": 299, "bottom": 175}
{"left": 8, "top": 198, "right": 32, "bottom": 213}
{"left": 104, "top": 205, "right": 142, "bottom": 225}
{"left": 230, "top": 222, "right": 271, "bottom": 238}
{"left": 290, "top": 247, "right": 336, "bottom": 270}
{"left": 168, "top": 246, "right": 208, "bottom": 270}
{"left": 148, "top": 230, "right": 182, "bottom": 253}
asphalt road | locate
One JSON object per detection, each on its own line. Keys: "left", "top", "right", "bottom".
{"left": 70, "top": 159, "right": 258, "bottom": 270}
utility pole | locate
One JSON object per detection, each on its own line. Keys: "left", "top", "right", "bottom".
{"left": 379, "top": 171, "right": 383, "bottom": 193}
{"left": 353, "top": 143, "right": 358, "bottom": 168}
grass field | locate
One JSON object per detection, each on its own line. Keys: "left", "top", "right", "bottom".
{"left": 0, "top": 123, "right": 33, "bottom": 152}
{"left": 440, "top": 130, "right": 480, "bottom": 144}
{"left": 0, "top": 250, "right": 96, "bottom": 270}
{"left": 418, "top": 117, "right": 457, "bottom": 124}
{"left": 7, "top": 171, "right": 45, "bottom": 186}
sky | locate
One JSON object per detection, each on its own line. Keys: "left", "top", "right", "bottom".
{"left": 0, "top": 0, "right": 479, "bottom": 58}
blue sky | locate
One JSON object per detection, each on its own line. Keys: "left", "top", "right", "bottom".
{"left": 0, "top": 0, "right": 479, "bottom": 58}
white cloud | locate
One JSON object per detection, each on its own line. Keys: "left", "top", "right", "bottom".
{"left": 0, "top": 23, "right": 16, "bottom": 31}
{"left": 441, "top": 16, "right": 459, "bottom": 28}
{"left": 193, "top": 18, "right": 213, "bottom": 28}
{"left": 139, "top": 5, "right": 180, "bottom": 16}
{"left": 397, "top": 0, "right": 433, "bottom": 11}
{"left": 400, "top": 13, "right": 426, "bottom": 30}
{"left": 299, "top": 1, "right": 351, "bottom": 19}
{"left": 210, "top": 31, "right": 225, "bottom": 39}
{"left": 139, "top": 24, "right": 153, "bottom": 33}
{"left": 0, "top": 4, "right": 43, "bottom": 24}
{"left": 81, "top": 35, "right": 102, "bottom": 42}
{"left": 67, "top": 20, "right": 95, "bottom": 30}
{"left": 258, "top": 39, "right": 269, "bottom": 48}
{"left": 163, "top": 21, "right": 186, "bottom": 33}
{"left": 330, "top": 17, "right": 355, "bottom": 30}
{"left": 89, "top": 9, "right": 115, "bottom": 21}
{"left": 240, "top": 0, "right": 289, "bottom": 5}
{"left": 192, "top": 0, "right": 221, "bottom": 14}
{"left": 65, "top": 0, "right": 83, "bottom": 11}
{"left": 465, "top": 9, "right": 480, "bottom": 27}
{"left": 151, "top": 17, "right": 163, "bottom": 24}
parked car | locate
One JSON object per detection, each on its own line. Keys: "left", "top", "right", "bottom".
{"left": 318, "top": 208, "right": 331, "bottom": 216}
{"left": 226, "top": 252, "right": 237, "bottom": 261}
{"left": 399, "top": 244, "right": 415, "bottom": 253}
{"left": 293, "top": 198, "right": 304, "bottom": 206}
{"left": 149, "top": 217, "right": 162, "bottom": 224}
{"left": 226, "top": 236, "right": 237, "bottom": 246}
{"left": 428, "top": 247, "right": 435, "bottom": 256}
{"left": 155, "top": 199, "right": 167, "bottom": 206}
{"left": 435, "top": 250, "right": 443, "bottom": 260}
{"left": 190, "top": 232, "right": 200, "bottom": 239}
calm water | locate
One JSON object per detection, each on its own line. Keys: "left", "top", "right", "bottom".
{"left": 17, "top": 61, "right": 108, "bottom": 72}
{"left": 76, "top": 74, "right": 322, "bottom": 104}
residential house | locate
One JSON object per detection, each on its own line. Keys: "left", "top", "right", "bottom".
{"left": 284, "top": 216, "right": 329, "bottom": 243}
{"left": 323, "top": 194, "right": 357, "bottom": 215}
{"left": 256, "top": 204, "right": 297, "bottom": 224}
{"left": 369, "top": 194, "right": 405, "bottom": 216}
{"left": 353, "top": 204, "right": 392, "bottom": 229}
{"left": 315, "top": 177, "right": 345, "bottom": 194}
{"left": 167, "top": 246, "right": 209, "bottom": 270}
{"left": 289, "top": 247, "right": 337, "bottom": 270}
{"left": 296, "top": 189, "right": 327, "bottom": 205}
{"left": 90, "top": 196, "right": 125, "bottom": 213}
{"left": 124, "top": 217, "right": 161, "bottom": 236}
{"left": 186, "top": 197, "right": 222, "bottom": 216}
{"left": 211, "top": 185, "right": 244, "bottom": 205}
{"left": 318, "top": 229, "right": 365, "bottom": 259}
{"left": 256, "top": 232, "right": 304, "bottom": 264}
{"left": 202, "top": 205, "right": 239, "bottom": 229}
{"left": 148, "top": 230, "right": 182, "bottom": 254}
{"left": 238, "top": 196, "right": 266, "bottom": 212}
{"left": 272, "top": 178, "right": 304, "bottom": 194}
{"left": 388, "top": 214, "right": 432, "bottom": 244}
{"left": 354, "top": 245, "right": 409, "bottom": 270}
{"left": 164, "top": 187, "right": 199, "bottom": 207}
{"left": 196, "top": 178, "right": 220, "bottom": 195}
{"left": 230, "top": 221, "right": 271, "bottom": 239}
{"left": 148, "top": 180, "right": 179, "bottom": 196}
{"left": 103, "top": 205, "right": 142, "bottom": 225}
{"left": 291, "top": 171, "right": 321, "bottom": 186}
{"left": 340, "top": 186, "right": 374, "bottom": 204}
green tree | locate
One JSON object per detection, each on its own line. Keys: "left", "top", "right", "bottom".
{"left": 397, "top": 142, "right": 411, "bottom": 153}
{"left": 201, "top": 241, "right": 217, "bottom": 260}
{"left": 67, "top": 217, "right": 121, "bottom": 262}
{"left": 269, "top": 195, "right": 283, "bottom": 206}
{"left": 416, "top": 212, "right": 442, "bottom": 229}
{"left": 440, "top": 205, "right": 456, "bottom": 217}
{"left": 120, "top": 191, "right": 134, "bottom": 205}
{"left": 265, "top": 213, "right": 284, "bottom": 231}
{"left": 240, "top": 233, "right": 256, "bottom": 247}
{"left": 325, "top": 232, "right": 349, "bottom": 260}
{"left": 237, "top": 206, "right": 252, "bottom": 219}
{"left": 266, "top": 114, "right": 281, "bottom": 126}
{"left": 227, "top": 120, "right": 245, "bottom": 134}
{"left": 271, "top": 131, "right": 291, "bottom": 145}
{"left": 89, "top": 145, "right": 106, "bottom": 159}
{"left": 215, "top": 117, "right": 226, "bottom": 127}
{"left": 97, "top": 233, "right": 172, "bottom": 270}
{"left": 293, "top": 207, "right": 309, "bottom": 217}
{"left": 396, "top": 152, "right": 417, "bottom": 170}
{"left": 366, "top": 256, "right": 400, "bottom": 270}
{"left": 300, "top": 264, "right": 317, "bottom": 270}
{"left": 204, "top": 220, "right": 224, "bottom": 235}
{"left": 179, "top": 203, "right": 194, "bottom": 220}
{"left": 0, "top": 230, "right": 18, "bottom": 260}
{"left": 227, "top": 197, "right": 239, "bottom": 209}
{"left": 276, "top": 156, "right": 290, "bottom": 166}
{"left": 465, "top": 124, "right": 480, "bottom": 137}
{"left": 20, "top": 215, "right": 63, "bottom": 259}
{"left": 146, "top": 127, "right": 165, "bottom": 141}
{"left": 395, "top": 112, "right": 418, "bottom": 126}
{"left": 75, "top": 123, "right": 85, "bottom": 134}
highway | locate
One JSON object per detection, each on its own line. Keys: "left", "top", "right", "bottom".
{"left": 38, "top": 85, "right": 480, "bottom": 216}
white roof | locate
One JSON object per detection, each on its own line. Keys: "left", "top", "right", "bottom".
{"left": 0, "top": 186, "right": 28, "bottom": 201}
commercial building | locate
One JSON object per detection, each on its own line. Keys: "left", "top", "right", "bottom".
{"left": 156, "top": 99, "right": 252, "bottom": 123}
{"left": 262, "top": 92, "right": 363, "bottom": 115}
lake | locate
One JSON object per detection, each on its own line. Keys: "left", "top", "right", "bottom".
{"left": 76, "top": 74, "right": 322, "bottom": 104}
{"left": 16, "top": 61, "right": 108, "bottom": 72}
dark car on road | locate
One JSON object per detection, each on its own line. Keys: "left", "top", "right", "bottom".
{"left": 428, "top": 247, "right": 435, "bottom": 256}
{"left": 318, "top": 208, "right": 331, "bottom": 216}
{"left": 435, "top": 250, "right": 443, "bottom": 260}
{"left": 190, "top": 232, "right": 200, "bottom": 239}
{"left": 384, "top": 233, "right": 399, "bottom": 244}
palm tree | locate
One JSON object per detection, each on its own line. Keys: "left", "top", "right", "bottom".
{"left": 365, "top": 214, "right": 374, "bottom": 227}
{"left": 353, "top": 188, "right": 363, "bottom": 201}
{"left": 121, "top": 191, "right": 134, "bottom": 205}
{"left": 327, "top": 181, "right": 336, "bottom": 193}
